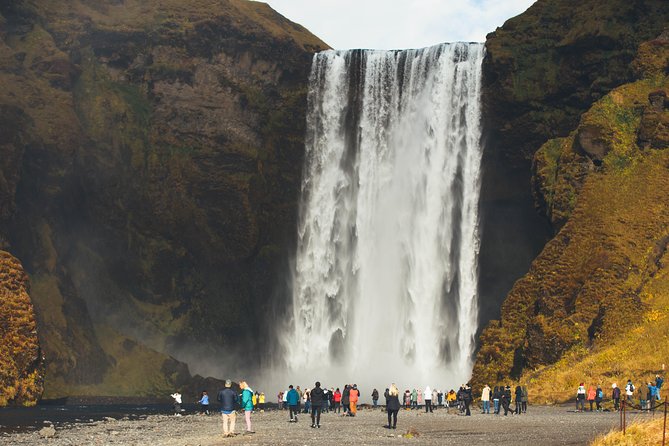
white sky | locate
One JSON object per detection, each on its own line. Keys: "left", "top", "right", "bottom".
{"left": 263, "top": 0, "right": 537, "bottom": 50}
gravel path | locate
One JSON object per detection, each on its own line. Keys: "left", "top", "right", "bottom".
{"left": 1, "top": 405, "right": 647, "bottom": 445}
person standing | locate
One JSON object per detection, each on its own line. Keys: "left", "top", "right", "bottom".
{"left": 437, "top": 390, "right": 443, "bottom": 407}
{"left": 411, "top": 388, "right": 417, "bottom": 410}
{"left": 170, "top": 392, "right": 183, "bottom": 415}
{"left": 404, "top": 390, "right": 411, "bottom": 409}
{"left": 424, "top": 386, "right": 433, "bottom": 413}
{"left": 612, "top": 383, "right": 621, "bottom": 411}
{"left": 492, "top": 386, "right": 501, "bottom": 414}
{"left": 385, "top": 384, "right": 401, "bottom": 429}
{"left": 656, "top": 375, "right": 664, "bottom": 401}
{"left": 349, "top": 384, "right": 360, "bottom": 416}
{"left": 342, "top": 385, "right": 350, "bottom": 415}
{"left": 372, "top": 388, "right": 379, "bottom": 408}
{"left": 310, "top": 381, "right": 325, "bottom": 428}
{"left": 625, "top": 380, "right": 635, "bottom": 405}
{"left": 514, "top": 385, "right": 523, "bottom": 414}
{"left": 417, "top": 388, "right": 423, "bottom": 408}
{"left": 587, "top": 385, "right": 596, "bottom": 411}
{"left": 432, "top": 389, "right": 438, "bottom": 408}
{"left": 282, "top": 388, "right": 288, "bottom": 410}
{"left": 481, "top": 384, "right": 491, "bottom": 414}
{"left": 217, "top": 380, "right": 238, "bottom": 437}
{"left": 595, "top": 386, "right": 603, "bottom": 411}
{"left": 239, "top": 381, "right": 255, "bottom": 434}
{"left": 521, "top": 385, "right": 528, "bottom": 413}
{"left": 463, "top": 384, "right": 473, "bottom": 416}
{"left": 333, "top": 388, "right": 342, "bottom": 413}
{"left": 287, "top": 385, "right": 300, "bottom": 422}
{"left": 198, "top": 391, "right": 210, "bottom": 415}
{"left": 501, "top": 385, "right": 512, "bottom": 416}
{"left": 576, "top": 383, "right": 586, "bottom": 412}
{"left": 647, "top": 382, "right": 658, "bottom": 411}
{"left": 259, "top": 392, "right": 265, "bottom": 412}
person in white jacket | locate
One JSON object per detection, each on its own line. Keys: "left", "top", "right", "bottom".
{"left": 170, "top": 392, "right": 183, "bottom": 415}
{"left": 424, "top": 386, "right": 433, "bottom": 413}
{"left": 481, "top": 385, "right": 491, "bottom": 414}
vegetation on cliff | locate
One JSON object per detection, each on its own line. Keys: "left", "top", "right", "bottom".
{"left": 0, "top": 251, "right": 44, "bottom": 406}
{"left": 473, "top": 31, "right": 669, "bottom": 401}
{"left": 0, "top": 0, "right": 327, "bottom": 398}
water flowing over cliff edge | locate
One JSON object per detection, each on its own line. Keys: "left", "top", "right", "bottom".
{"left": 277, "top": 43, "right": 484, "bottom": 389}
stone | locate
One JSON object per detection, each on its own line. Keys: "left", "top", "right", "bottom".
{"left": 38, "top": 425, "right": 56, "bottom": 438}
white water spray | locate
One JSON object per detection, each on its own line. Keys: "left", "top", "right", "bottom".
{"left": 278, "top": 43, "right": 484, "bottom": 393}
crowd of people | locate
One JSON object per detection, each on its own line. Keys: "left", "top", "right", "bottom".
{"left": 577, "top": 375, "right": 664, "bottom": 412}
{"left": 168, "top": 373, "right": 665, "bottom": 438}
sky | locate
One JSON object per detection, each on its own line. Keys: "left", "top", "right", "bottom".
{"left": 264, "top": 0, "right": 537, "bottom": 50}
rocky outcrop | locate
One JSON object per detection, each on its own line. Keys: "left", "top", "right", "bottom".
{"left": 477, "top": 0, "right": 669, "bottom": 325}
{"left": 473, "top": 32, "right": 669, "bottom": 392}
{"left": 0, "top": 250, "right": 44, "bottom": 406}
{"left": 0, "top": 0, "right": 327, "bottom": 397}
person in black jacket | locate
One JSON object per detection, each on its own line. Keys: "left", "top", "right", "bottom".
{"left": 501, "top": 385, "right": 512, "bottom": 416}
{"left": 310, "top": 381, "right": 325, "bottom": 428}
{"left": 372, "top": 388, "right": 379, "bottom": 407}
{"left": 341, "top": 385, "right": 350, "bottom": 415}
{"left": 217, "top": 379, "right": 239, "bottom": 437}
{"left": 463, "top": 384, "right": 473, "bottom": 416}
{"left": 385, "top": 384, "right": 401, "bottom": 429}
{"left": 514, "top": 385, "right": 523, "bottom": 414}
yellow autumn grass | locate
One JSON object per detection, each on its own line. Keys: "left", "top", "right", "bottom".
{"left": 591, "top": 413, "right": 669, "bottom": 446}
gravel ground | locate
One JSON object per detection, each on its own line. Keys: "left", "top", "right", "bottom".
{"left": 0, "top": 405, "right": 645, "bottom": 445}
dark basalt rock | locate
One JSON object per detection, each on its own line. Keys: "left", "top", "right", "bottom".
{"left": 0, "top": 0, "right": 328, "bottom": 398}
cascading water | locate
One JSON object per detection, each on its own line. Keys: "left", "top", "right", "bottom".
{"left": 279, "top": 43, "right": 484, "bottom": 392}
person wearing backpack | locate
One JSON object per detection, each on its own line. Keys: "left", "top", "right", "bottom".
{"left": 595, "top": 386, "right": 603, "bottom": 411}
{"left": 625, "top": 380, "right": 635, "bottom": 405}
{"left": 576, "top": 383, "right": 586, "bottom": 412}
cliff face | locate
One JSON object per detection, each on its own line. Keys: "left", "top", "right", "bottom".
{"left": 0, "top": 251, "right": 44, "bottom": 406}
{"left": 477, "top": 0, "right": 669, "bottom": 324}
{"left": 0, "top": 0, "right": 327, "bottom": 398}
{"left": 473, "top": 27, "right": 669, "bottom": 395}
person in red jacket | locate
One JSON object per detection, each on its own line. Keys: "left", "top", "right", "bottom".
{"left": 333, "top": 388, "right": 342, "bottom": 413}
{"left": 349, "top": 384, "right": 360, "bottom": 416}
{"left": 587, "top": 385, "right": 597, "bottom": 412}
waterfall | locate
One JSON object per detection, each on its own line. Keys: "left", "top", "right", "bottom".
{"left": 281, "top": 43, "right": 484, "bottom": 390}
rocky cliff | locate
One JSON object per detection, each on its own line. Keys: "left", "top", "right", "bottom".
{"left": 0, "top": 0, "right": 327, "bottom": 399}
{"left": 474, "top": 4, "right": 669, "bottom": 396}
{"left": 477, "top": 0, "right": 669, "bottom": 324}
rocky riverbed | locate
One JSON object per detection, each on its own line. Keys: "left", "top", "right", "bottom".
{"left": 0, "top": 405, "right": 645, "bottom": 445}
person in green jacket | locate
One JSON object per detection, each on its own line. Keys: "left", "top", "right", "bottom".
{"left": 240, "top": 381, "right": 255, "bottom": 434}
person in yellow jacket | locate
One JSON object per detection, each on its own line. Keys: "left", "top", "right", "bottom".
{"left": 259, "top": 392, "right": 266, "bottom": 412}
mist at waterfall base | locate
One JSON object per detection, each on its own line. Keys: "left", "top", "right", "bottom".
{"left": 262, "top": 43, "right": 485, "bottom": 400}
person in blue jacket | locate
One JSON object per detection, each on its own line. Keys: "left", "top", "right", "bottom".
{"left": 286, "top": 385, "right": 300, "bottom": 422}
{"left": 217, "top": 380, "right": 238, "bottom": 437}
{"left": 198, "top": 390, "right": 210, "bottom": 415}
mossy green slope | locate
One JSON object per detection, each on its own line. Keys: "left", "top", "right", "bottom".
{"left": 473, "top": 34, "right": 669, "bottom": 400}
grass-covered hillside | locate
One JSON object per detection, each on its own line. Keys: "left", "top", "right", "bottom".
{"left": 473, "top": 32, "right": 669, "bottom": 403}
